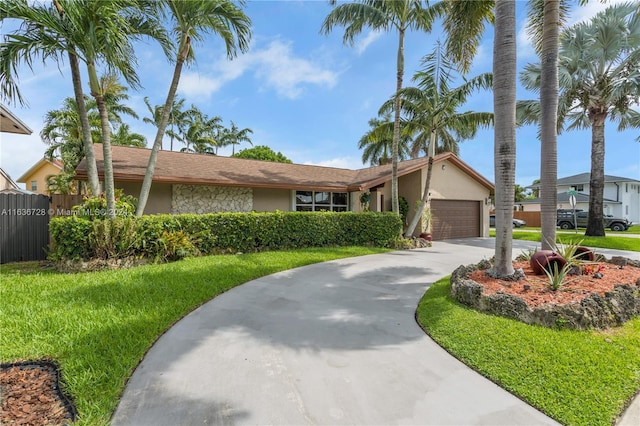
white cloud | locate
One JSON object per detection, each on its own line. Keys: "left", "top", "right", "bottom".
{"left": 569, "top": 0, "right": 628, "bottom": 25}
{"left": 356, "top": 30, "right": 383, "bottom": 55}
{"left": 303, "top": 156, "right": 363, "bottom": 170}
{"left": 177, "top": 39, "right": 338, "bottom": 100}
{"left": 252, "top": 41, "right": 338, "bottom": 99}
{"left": 177, "top": 72, "right": 224, "bottom": 99}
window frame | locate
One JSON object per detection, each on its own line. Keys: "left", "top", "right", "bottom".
{"left": 293, "top": 190, "right": 349, "bottom": 212}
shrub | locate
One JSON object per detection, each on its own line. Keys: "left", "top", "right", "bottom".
{"left": 90, "top": 217, "right": 141, "bottom": 260}
{"left": 49, "top": 211, "right": 402, "bottom": 263}
{"left": 49, "top": 216, "right": 94, "bottom": 260}
{"left": 72, "top": 189, "right": 137, "bottom": 220}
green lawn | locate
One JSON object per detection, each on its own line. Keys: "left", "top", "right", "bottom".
{"left": 417, "top": 277, "right": 640, "bottom": 426}
{"left": 489, "top": 229, "right": 640, "bottom": 251}
{"left": 0, "top": 247, "right": 388, "bottom": 425}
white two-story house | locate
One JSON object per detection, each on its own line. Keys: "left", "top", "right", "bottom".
{"left": 522, "top": 173, "right": 640, "bottom": 224}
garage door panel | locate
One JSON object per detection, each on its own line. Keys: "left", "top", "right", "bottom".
{"left": 431, "top": 200, "right": 480, "bottom": 240}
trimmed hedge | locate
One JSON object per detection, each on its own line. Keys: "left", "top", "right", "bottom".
{"left": 49, "top": 211, "right": 402, "bottom": 262}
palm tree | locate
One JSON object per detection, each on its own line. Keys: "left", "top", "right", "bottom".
{"left": 73, "top": 0, "right": 168, "bottom": 218}
{"left": 181, "top": 107, "right": 222, "bottom": 155}
{"left": 384, "top": 43, "right": 493, "bottom": 237}
{"left": 520, "top": 2, "right": 640, "bottom": 236}
{"left": 143, "top": 96, "right": 187, "bottom": 151}
{"left": 41, "top": 96, "right": 101, "bottom": 175}
{"left": 358, "top": 115, "right": 411, "bottom": 165}
{"left": 0, "top": 0, "right": 100, "bottom": 195}
{"left": 490, "top": 0, "right": 518, "bottom": 277}
{"left": 220, "top": 121, "right": 253, "bottom": 155}
{"left": 321, "top": 0, "right": 441, "bottom": 215}
{"left": 136, "top": 0, "right": 252, "bottom": 217}
{"left": 111, "top": 124, "right": 146, "bottom": 147}
{"left": 99, "top": 73, "right": 139, "bottom": 126}
{"left": 524, "top": 0, "right": 571, "bottom": 250}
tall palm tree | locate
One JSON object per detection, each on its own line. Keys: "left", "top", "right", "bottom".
{"left": 520, "top": 1, "right": 640, "bottom": 236}
{"left": 524, "top": 0, "right": 571, "bottom": 250}
{"left": 358, "top": 115, "right": 411, "bottom": 165}
{"left": 491, "top": 0, "right": 517, "bottom": 277}
{"left": 0, "top": 0, "right": 100, "bottom": 195}
{"left": 72, "top": 0, "right": 168, "bottom": 218}
{"left": 136, "top": 0, "right": 252, "bottom": 216}
{"left": 220, "top": 121, "right": 253, "bottom": 155}
{"left": 321, "top": 0, "right": 441, "bottom": 215}
{"left": 383, "top": 43, "right": 493, "bottom": 237}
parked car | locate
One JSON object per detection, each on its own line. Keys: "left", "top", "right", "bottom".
{"left": 556, "top": 209, "right": 632, "bottom": 231}
{"left": 490, "top": 215, "right": 527, "bottom": 228}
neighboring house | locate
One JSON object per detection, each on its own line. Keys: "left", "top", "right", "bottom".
{"left": 1, "top": 106, "right": 34, "bottom": 195}
{"left": 0, "top": 103, "right": 32, "bottom": 135}
{"left": 0, "top": 168, "right": 20, "bottom": 192}
{"left": 17, "top": 158, "right": 64, "bottom": 195}
{"left": 75, "top": 144, "right": 495, "bottom": 240}
{"left": 522, "top": 173, "right": 640, "bottom": 223}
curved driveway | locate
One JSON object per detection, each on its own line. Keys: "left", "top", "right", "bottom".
{"left": 112, "top": 239, "right": 634, "bottom": 425}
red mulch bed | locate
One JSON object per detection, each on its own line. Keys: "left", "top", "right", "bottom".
{"left": 0, "top": 361, "right": 76, "bottom": 426}
{"left": 469, "top": 261, "right": 640, "bottom": 309}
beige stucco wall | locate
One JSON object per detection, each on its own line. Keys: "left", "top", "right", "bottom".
{"left": 117, "top": 182, "right": 172, "bottom": 215}
{"left": 21, "top": 162, "right": 62, "bottom": 195}
{"left": 253, "top": 188, "right": 292, "bottom": 211}
{"left": 428, "top": 160, "right": 491, "bottom": 236}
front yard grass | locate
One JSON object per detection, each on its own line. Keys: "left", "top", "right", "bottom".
{"left": 0, "top": 247, "right": 388, "bottom": 425}
{"left": 489, "top": 229, "right": 640, "bottom": 251}
{"left": 416, "top": 277, "right": 640, "bottom": 426}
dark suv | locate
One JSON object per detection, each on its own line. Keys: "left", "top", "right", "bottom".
{"left": 556, "top": 209, "right": 632, "bottom": 231}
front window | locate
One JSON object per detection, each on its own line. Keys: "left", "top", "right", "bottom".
{"left": 295, "top": 191, "right": 348, "bottom": 212}
{"left": 572, "top": 184, "right": 584, "bottom": 192}
{"left": 31, "top": 180, "right": 37, "bottom": 191}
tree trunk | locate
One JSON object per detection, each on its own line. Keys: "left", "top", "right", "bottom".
{"left": 52, "top": 0, "right": 99, "bottom": 196}
{"left": 539, "top": 0, "right": 559, "bottom": 250}
{"left": 405, "top": 131, "right": 436, "bottom": 237}
{"left": 586, "top": 112, "right": 606, "bottom": 236}
{"left": 391, "top": 29, "right": 405, "bottom": 215}
{"left": 88, "top": 61, "right": 115, "bottom": 219}
{"left": 492, "top": 0, "right": 517, "bottom": 277}
{"left": 136, "top": 36, "right": 189, "bottom": 217}
{"left": 68, "top": 50, "right": 100, "bottom": 196}
{"left": 405, "top": 157, "right": 433, "bottom": 237}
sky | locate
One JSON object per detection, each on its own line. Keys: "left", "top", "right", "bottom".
{"left": 1, "top": 0, "right": 639, "bottom": 191}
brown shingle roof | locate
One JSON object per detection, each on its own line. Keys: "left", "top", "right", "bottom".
{"left": 76, "top": 144, "right": 493, "bottom": 192}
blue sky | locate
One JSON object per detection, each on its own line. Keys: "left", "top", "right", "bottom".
{"left": 1, "top": 0, "right": 638, "bottom": 190}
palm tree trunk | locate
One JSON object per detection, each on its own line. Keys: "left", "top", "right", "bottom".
{"left": 136, "top": 36, "right": 190, "bottom": 217}
{"left": 87, "top": 60, "right": 115, "bottom": 219}
{"left": 492, "top": 0, "right": 516, "bottom": 277}
{"left": 405, "top": 156, "right": 433, "bottom": 237}
{"left": 391, "top": 28, "right": 405, "bottom": 215}
{"left": 68, "top": 50, "right": 100, "bottom": 196}
{"left": 539, "top": 0, "right": 559, "bottom": 250}
{"left": 586, "top": 114, "right": 606, "bottom": 236}
{"left": 52, "top": 0, "right": 99, "bottom": 196}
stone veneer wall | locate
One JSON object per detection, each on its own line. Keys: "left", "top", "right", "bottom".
{"left": 172, "top": 185, "right": 253, "bottom": 214}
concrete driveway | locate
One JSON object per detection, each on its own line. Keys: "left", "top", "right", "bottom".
{"left": 112, "top": 239, "right": 615, "bottom": 425}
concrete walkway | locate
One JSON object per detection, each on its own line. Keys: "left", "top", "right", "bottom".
{"left": 112, "top": 239, "right": 638, "bottom": 426}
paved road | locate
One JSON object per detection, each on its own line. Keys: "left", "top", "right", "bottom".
{"left": 112, "top": 239, "right": 637, "bottom": 425}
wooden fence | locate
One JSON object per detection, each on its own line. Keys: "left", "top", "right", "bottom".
{"left": 50, "top": 194, "right": 84, "bottom": 217}
{"left": 513, "top": 211, "right": 541, "bottom": 227}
